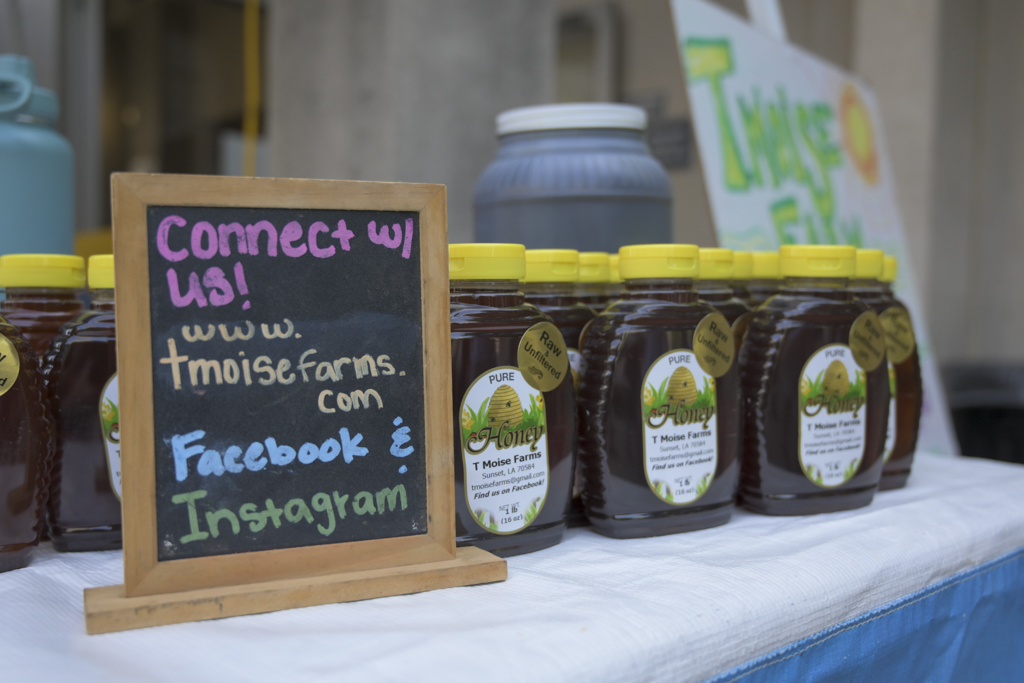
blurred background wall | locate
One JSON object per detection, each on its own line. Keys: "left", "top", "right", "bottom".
{"left": 266, "top": 1, "right": 556, "bottom": 240}
{"left": 0, "top": 0, "right": 1019, "bottom": 368}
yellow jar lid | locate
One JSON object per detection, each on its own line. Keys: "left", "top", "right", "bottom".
{"left": 881, "top": 255, "right": 898, "bottom": 283}
{"left": 0, "top": 253, "right": 86, "bottom": 288}
{"left": 855, "top": 249, "right": 884, "bottom": 279}
{"left": 449, "top": 243, "right": 525, "bottom": 280}
{"left": 579, "top": 252, "right": 610, "bottom": 283}
{"left": 608, "top": 254, "right": 622, "bottom": 283}
{"left": 523, "top": 249, "right": 579, "bottom": 283}
{"left": 88, "top": 254, "right": 115, "bottom": 289}
{"left": 732, "top": 251, "right": 752, "bottom": 280}
{"left": 779, "top": 245, "right": 856, "bottom": 278}
{"left": 698, "top": 248, "right": 733, "bottom": 280}
{"left": 619, "top": 244, "right": 699, "bottom": 279}
{"left": 751, "top": 251, "right": 781, "bottom": 279}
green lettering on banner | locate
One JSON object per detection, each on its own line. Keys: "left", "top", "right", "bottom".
{"left": 685, "top": 38, "right": 749, "bottom": 191}
{"left": 797, "top": 103, "right": 841, "bottom": 243}
{"left": 683, "top": 35, "right": 863, "bottom": 246}
{"left": 738, "top": 91, "right": 779, "bottom": 188}
{"left": 771, "top": 197, "right": 800, "bottom": 244}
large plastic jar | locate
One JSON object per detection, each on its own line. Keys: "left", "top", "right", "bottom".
{"left": 474, "top": 103, "right": 672, "bottom": 251}
{"left": 0, "top": 55, "right": 74, "bottom": 255}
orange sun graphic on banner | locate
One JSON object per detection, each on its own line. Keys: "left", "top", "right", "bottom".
{"left": 840, "top": 83, "right": 879, "bottom": 186}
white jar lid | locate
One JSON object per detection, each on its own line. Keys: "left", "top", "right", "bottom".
{"left": 496, "top": 103, "right": 647, "bottom": 136}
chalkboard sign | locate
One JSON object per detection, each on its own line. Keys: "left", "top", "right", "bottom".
{"left": 86, "top": 175, "right": 504, "bottom": 625}
{"left": 147, "top": 204, "right": 428, "bottom": 560}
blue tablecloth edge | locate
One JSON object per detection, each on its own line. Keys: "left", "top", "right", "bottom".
{"left": 704, "top": 543, "right": 1024, "bottom": 683}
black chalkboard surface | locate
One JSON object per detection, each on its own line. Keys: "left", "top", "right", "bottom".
{"left": 147, "top": 205, "right": 427, "bottom": 560}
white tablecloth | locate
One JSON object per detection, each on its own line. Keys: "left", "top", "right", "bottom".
{"left": 2, "top": 453, "right": 1022, "bottom": 683}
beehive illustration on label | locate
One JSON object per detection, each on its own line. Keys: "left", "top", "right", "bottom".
{"left": 822, "top": 360, "right": 850, "bottom": 397}
{"left": 487, "top": 384, "right": 523, "bottom": 427}
{"left": 667, "top": 366, "right": 698, "bottom": 408}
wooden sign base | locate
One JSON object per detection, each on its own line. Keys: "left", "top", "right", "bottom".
{"left": 84, "top": 546, "right": 506, "bottom": 634}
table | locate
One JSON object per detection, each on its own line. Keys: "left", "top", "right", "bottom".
{"left": 2, "top": 453, "right": 1022, "bottom": 682}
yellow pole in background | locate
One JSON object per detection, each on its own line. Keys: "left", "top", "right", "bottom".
{"left": 242, "top": 0, "right": 261, "bottom": 177}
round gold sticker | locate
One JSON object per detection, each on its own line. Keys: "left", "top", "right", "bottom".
{"left": 849, "top": 310, "right": 885, "bottom": 372}
{"left": 880, "top": 306, "right": 916, "bottom": 365}
{"left": 693, "top": 312, "right": 735, "bottom": 378}
{"left": 518, "top": 322, "right": 570, "bottom": 392}
{"left": 730, "top": 311, "right": 752, "bottom": 352}
{"left": 0, "top": 336, "right": 21, "bottom": 398}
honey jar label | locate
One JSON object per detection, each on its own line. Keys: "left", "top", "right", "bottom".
{"left": 883, "top": 362, "right": 897, "bottom": 463}
{"left": 0, "top": 336, "right": 20, "bottom": 398}
{"left": 459, "top": 366, "right": 549, "bottom": 535}
{"left": 518, "top": 322, "right": 569, "bottom": 393}
{"left": 693, "top": 312, "right": 735, "bottom": 377}
{"left": 99, "top": 372, "right": 122, "bottom": 500}
{"left": 730, "top": 311, "right": 752, "bottom": 351}
{"left": 880, "top": 306, "right": 916, "bottom": 365}
{"left": 798, "top": 344, "right": 867, "bottom": 488}
{"left": 578, "top": 318, "right": 595, "bottom": 351}
{"left": 641, "top": 350, "right": 717, "bottom": 505}
{"left": 849, "top": 311, "right": 885, "bottom": 372}
{"left": 567, "top": 348, "right": 585, "bottom": 393}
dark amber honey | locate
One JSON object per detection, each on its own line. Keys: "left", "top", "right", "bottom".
{"left": 44, "top": 287, "right": 121, "bottom": 551}
{"left": 739, "top": 270, "right": 888, "bottom": 515}
{"left": 1, "top": 288, "right": 84, "bottom": 357}
{"left": 697, "top": 281, "right": 749, "bottom": 326}
{"left": 579, "top": 246, "right": 740, "bottom": 538}
{"left": 0, "top": 255, "right": 86, "bottom": 357}
{"left": 522, "top": 279, "right": 593, "bottom": 527}
{"left": 0, "top": 320, "right": 52, "bottom": 571}
{"left": 450, "top": 243, "right": 575, "bottom": 557}
{"left": 871, "top": 256, "right": 922, "bottom": 490}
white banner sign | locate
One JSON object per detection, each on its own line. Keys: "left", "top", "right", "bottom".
{"left": 670, "top": 0, "right": 958, "bottom": 454}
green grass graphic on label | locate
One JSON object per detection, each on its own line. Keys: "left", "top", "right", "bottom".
{"left": 461, "top": 393, "right": 545, "bottom": 444}
{"left": 799, "top": 367, "right": 866, "bottom": 410}
{"left": 519, "top": 393, "right": 545, "bottom": 430}
{"left": 461, "top": 396, "right": 491, "bottom": 443}
{"left": 474, "top": 509, "right": 499, "bottom": 532}
{"left": 524, "top": 498, "right": 543, "bottom": 525}
{"left": 653, "top": 481, "right": 675, "bottom": 503}
{"left": 100, "top": 398, "right": 119, "bottom": 442}
{"left": 643, "top": 377, "right": 717, "bottom": 419}
{"left": 803, "top": 464, "right": 825, "bottom": 486}
{"left": 696, "top": 472, "right": 712, "bottom": 498}
{"left": 843, "top": 459, "right": 861, "bottom": 480}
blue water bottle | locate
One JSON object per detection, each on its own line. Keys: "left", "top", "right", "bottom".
{"left": 0, "top": 55, "right": 74, "bottom": 255}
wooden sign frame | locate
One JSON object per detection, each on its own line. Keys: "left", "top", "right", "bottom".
{"left": 84, "top": 174, "right": 505, "bottom": 634}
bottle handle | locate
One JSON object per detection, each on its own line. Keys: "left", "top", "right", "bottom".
{"left": 0, "top": 73, "right": 32, "bottom": 116}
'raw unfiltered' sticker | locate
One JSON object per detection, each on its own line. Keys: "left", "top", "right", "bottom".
{"left": 0, "top": 336, "right": 20, "bottom": 398}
